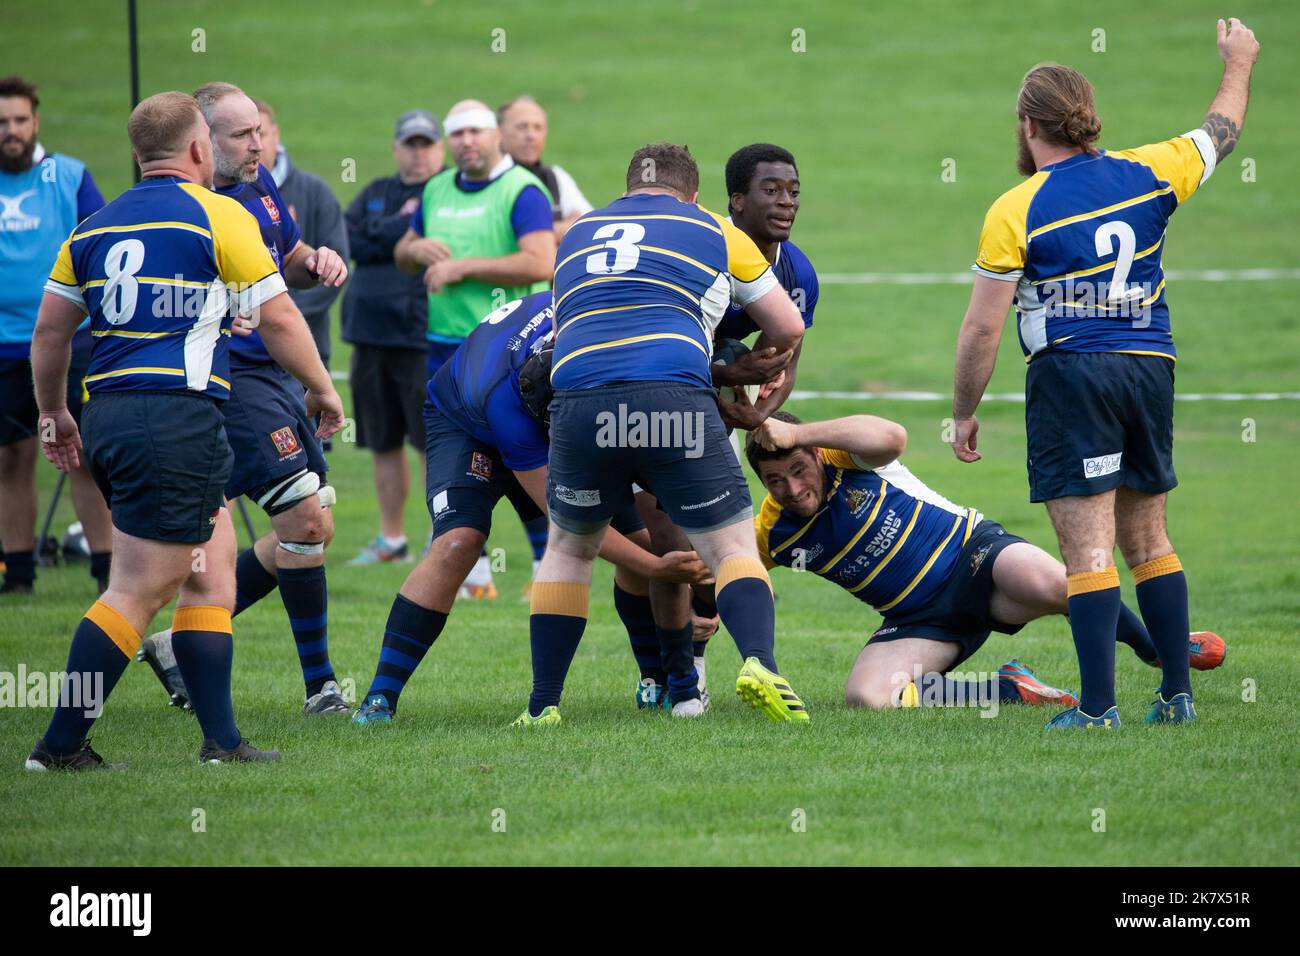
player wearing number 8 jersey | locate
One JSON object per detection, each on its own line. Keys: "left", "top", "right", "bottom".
{"left": 25, "top": 91, "right": 342, "bottom": 770}
{"left": 514, "top": 142, "right": 809, "bottom": 727}
{"left": 951, "top": 19, "right": 1259, "bottom": 729}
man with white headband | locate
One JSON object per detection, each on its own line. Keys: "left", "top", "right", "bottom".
{"left": 395, "top": 99, "right": 556, "bottom": 599}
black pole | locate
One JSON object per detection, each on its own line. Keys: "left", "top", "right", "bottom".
{"left": 128, "top": 0, "right": 140, "bottom": 182}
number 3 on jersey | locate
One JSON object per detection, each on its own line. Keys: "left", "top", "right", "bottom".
{"left": 102, "top": 238, "right": 146, "bottom": 325}
{"left": 585, "top": 222, "right": 645, "bottom": 275}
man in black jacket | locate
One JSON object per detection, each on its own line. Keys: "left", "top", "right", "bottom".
{"left": 344, "top": 110, "right": 444, "bottom": 564}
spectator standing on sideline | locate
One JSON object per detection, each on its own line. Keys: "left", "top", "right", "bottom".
{"left": 0, "top": 75, "right": 112, "bottom": 595}
{"left": 346, "top": 110, "right": 444, "bottom": 565}
{"left": 255, "top": 99, "right": 348, "bottom": 369}
{"left": 498, "top": 95, "right": 592, "bottom": 240}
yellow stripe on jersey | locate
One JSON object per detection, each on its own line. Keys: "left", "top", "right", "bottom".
{"left": 702, "top": 207, "right": 771, "bottom": 282}
{"left": 848, "top": 501, "right": 922, "bottom": 594}
{"left": 1026, "top": 185, "right": 1175, "bottom": 243}
{"left": 558, "top": 302, "right": 701, "bottom": 335}
{"left": 1110, "top": 136, "right": 1209, "bottom": 205}
{"left": 1058, "top": 277, "right": 1167, "bottom": 312}
{"left": 877, "top": 512, "right": 965, "bottom": 612}
{"left": 70, "top": 220, "right": 213, "bottom": 242}
{"left": 550, "top": 332, "right": 710, "bottom": 373}
{"left": 178, "top": 182, "right": 281, "bottom": 289}
{"left": 819, "top": 447, "right": 859, "bottom": 470}
{"left": 1036, "top": 236, "right": 1164, "bottom": 285}
{"left": 84, "top": 366, "right": 187, "bottom": 382}
{"left": 91, "top": 329, "right": 178, "bottom": 338}
{"left": 577, "top": 213, "right": 723, "bottom": 235}
{"left": 962, "top": 510, "right": 975, "bottom": 545}
{"left": 814, "top": 477, "right": 887, "bottom": 574}
{"left": 1113, "top": 349, "right": 1176, "bottom": 361}
{"left": 554, "top": 274, "right": 701, "bottom": 311}
{"left": 81, "top": 275, "right": 214, "bottom": 291}
{"left": 754, "top": 495, "right": 782, "bottom": 570}
{"left": 974, "top": 171, "right": 1050, "bottom": 276}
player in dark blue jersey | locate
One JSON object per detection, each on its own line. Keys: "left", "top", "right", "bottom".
{"left": 951, "top": 21, "right": 1257, "bottom": 729}
{"left": 138, "top": 83, "right": 352, "bottom": 717}
{"left": 25, "top": 92, "right": 343, "bottom": 770}
{"left": 515, "top": 143, "right": 808, "bottom": 727}
{"left": 351, "top": 291, "right": 709, "bottom": 723}
{"left": 747, "top": 411, "right": 1223, "bottom": 713}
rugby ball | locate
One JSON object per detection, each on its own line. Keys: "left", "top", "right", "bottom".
{"left": 712, "top": 338, "right": 760, "bottom": 405}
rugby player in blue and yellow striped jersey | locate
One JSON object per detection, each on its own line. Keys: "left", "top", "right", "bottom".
{"left": 515, "top": 142, "right": 809, "bottom": 726}
{"left": 951, "top": 19, "right": 1257, "bottom": 728}
{"left": 24, "top": 91, "right": 343, "bottom": 769}
{"left": 749, "top": 411, "right": 1224, "bottom": 712}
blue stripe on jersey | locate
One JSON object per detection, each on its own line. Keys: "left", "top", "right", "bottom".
{"left": 551, "top": 194, "right": 727, "bottom": 390}
{"left": 216, "top": 164, "right": 300, "bottom": 364}
{"left": 61, "top": 177, "right": 238, "bottom": 399}
{"left": 716, "top": 236, "right": 818, "bottom": 342}
{"left": 429, "top": 290, "right": 555, "bottom": 471}
{"left": 1022, "top": 151, "right": 1180, "bottom": 358}
{"left": 765, "top": 462, "right": 974, "bottom": 614}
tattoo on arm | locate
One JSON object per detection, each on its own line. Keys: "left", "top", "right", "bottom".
{"left": 1201, "top": 111, "right": 1240, "bottom": 162}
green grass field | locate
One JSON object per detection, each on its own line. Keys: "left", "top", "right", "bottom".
{"left": 2, "top": 0, "right": 1298, "bottom": 866}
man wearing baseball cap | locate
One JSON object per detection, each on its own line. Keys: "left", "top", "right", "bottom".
{"left": 344, "top": 110, "right": 445, "bottom": 565}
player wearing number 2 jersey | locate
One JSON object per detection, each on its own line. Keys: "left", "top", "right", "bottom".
{"left": 25, "top": 91, "right": 342, "bottom": 770}
{"left": 951, "top": 19, "right": 1259, "bottom": 730}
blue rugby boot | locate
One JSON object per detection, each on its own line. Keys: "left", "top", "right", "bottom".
{"left": 352, "top": 693, "right": 395, "bottom": 725}
{"left": 1046, "top": 704, "right": 1121, "bottom": 730}
{"left": 1146, "top": 691, "right": 1197, "bottom": 724}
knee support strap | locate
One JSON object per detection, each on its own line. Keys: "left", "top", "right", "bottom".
{"left": 254, "top": 468, "right": 321, "bottom": 517}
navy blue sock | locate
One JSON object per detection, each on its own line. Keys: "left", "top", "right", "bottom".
{"left": 41, "top": 602, "right": 136, "bottom": 756}
{"left": 715, "top": 559, "right": 777, "bottom": 672}
{"left": 367, "top": 594, "right": 447, "bottom": 710}
{"left": 171, "top": 606, "right": 240, "bottom": 750}
{"left": 657, "top": 623, "right": 697, "bottom": 703}
{"left": 4, "top": 549, "right": 34, "bottom": 586}
{"left": 1134, "top": 555, "right": 1193, "bottom": 699}
{"left": 1066, "top": 569, "right": 1122, "bottom": 715}
{"left": 692, "top": 639, "right": 709, "bottom": 659}
{"left": 277, "top": 565, "right": 333, "bottom": 696}
{"left": 234, "top": 547, "right": 278, "bottom": 616}
{"left": 1115, "top": 601, "right": 1159, "bottom": 665}
{"left": 527, "top": 582, "right": 589, "bottom": 716}
{"left": 614, "top": 585, "right": 663, "bottom": 683}
{"left": 523, "top": 515, "right": 548, "bottom": 562}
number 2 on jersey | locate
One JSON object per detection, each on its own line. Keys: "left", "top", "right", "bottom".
{"left": 1094, "top": 220, "right": 1139, "bottom": 305}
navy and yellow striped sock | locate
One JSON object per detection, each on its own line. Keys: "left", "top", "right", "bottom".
{"left": 278, "top": 565, "right": 333, "bottom": 696}
{"left": 41, "top": 600, "right": 139, "bottom": 756}
{"left": 614, "top": 584, "right": 664, "bottom": 683}
{"left": 366, "top": 594, "right": 447, "bottom": 710}
{"left": 233, "top": 547, "right": 278, "bottom": 616}
{"left": 1066, "top": 567, "right": 1122, "bottom": 715}
{"left": 171, "top": 605, "right": 240, "bottom": 750}
{"left": 523, "top": 515, "right": 548, "bottom": 562}
{"left": 715, "top": 556, "right": 777, "bottom": 672}
{"left": 528, "top": 581, "right": 589, "bottom": 717}
{"left": 1134, "top": 554, "right": 1192, "bottom": 699}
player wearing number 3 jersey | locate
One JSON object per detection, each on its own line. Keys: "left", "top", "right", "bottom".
{"left": 951, "top": 19, "right": 1259, "bottom": 730}
{"left": 513, "top": 142, "right": 809, "bottom": 727}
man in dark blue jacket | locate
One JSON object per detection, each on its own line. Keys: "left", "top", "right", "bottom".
{"left": 343, "top": 110, "right": 444, "bottom": 565}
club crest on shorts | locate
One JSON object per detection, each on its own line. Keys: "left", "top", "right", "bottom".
{"left": 969, "top": 542, "right": 993, "bottom": 576}
{"left": 469, "top": 451, "right": 493, "bottom": 480}
{"left": 261, "top": 194, "right": 281, "bottom": 222}
{"left": 270, "top": 426, "right": 299, "bottom": 457}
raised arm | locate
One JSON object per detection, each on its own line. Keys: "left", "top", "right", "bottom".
{"left": 1201, "top": 17, "right": 1260, "bottom": 163}
{"left": 753, "top": 414, "right": 907, "bottom": 470}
